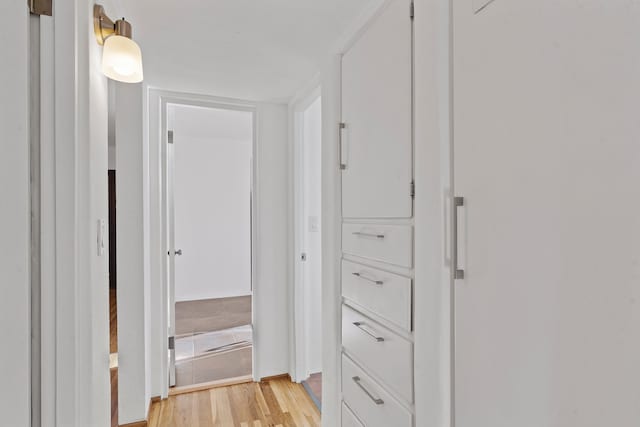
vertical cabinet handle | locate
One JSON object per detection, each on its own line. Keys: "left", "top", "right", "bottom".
{"left": 339, "top": 122, "right": 348, "bottom": 170}
{"left": 453, "top": 196, "right": 465, "bottom": 280}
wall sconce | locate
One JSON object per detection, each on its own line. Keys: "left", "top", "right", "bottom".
{"left": 94, "top": 4, "right": 144, "bottom": 83}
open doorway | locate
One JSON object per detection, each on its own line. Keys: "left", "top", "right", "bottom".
{"left": 293, "top": 92, "right": 323, "bottom": 410}
{"left": 166, "top": 104, "right": 255, "bottom": 391}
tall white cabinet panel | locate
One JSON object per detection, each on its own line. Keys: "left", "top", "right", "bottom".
{"left": 453, "top": 1, "right": 640, "bottom": 426}
{"left": 341, "top": 0, "right": 413, "bottom": 219}
{"left": 340, "top": 0, "right": 415, "bottom": 425}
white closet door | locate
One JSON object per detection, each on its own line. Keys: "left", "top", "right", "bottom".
{"left": 453, "top": 1, "right": 640, "bottom": 426}
{"left": 341, "top": 0, "right": 413, "bottom": 219}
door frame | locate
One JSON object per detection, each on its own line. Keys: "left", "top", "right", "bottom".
{"left": 150, "top": 89, "right": 259, "bottom": 398}
{"left": 290, "top": 85, "right": 322, "bottom": 382}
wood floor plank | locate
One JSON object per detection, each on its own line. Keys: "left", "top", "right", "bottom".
{"left": 149, "top": 378, "right": 319, "bottom": 427}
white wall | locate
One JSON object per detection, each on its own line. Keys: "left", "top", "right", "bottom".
{"left": 413, "top": 0, "right": 452, "bottom": 425}
{"left": 116, "top": 82, "right": 151, "bottom": 424}
{"left": 87, "top": 1, "right": 113, "bottom": 424}
{"left": 254, "top": 103, "right": 291, "bottom": 378}
{"left": 302, "top": 98, "right": 323, "bottom": 375}
{"left": 0, "top": 3, "right": 30, "bottom": 426}
{"left": 170, "top": 106, "right": 253, "bottom": 301}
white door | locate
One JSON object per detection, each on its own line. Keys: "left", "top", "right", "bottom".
{"left": 167, "top": 130, "right": 177, "bottom": 387}
{"left": 0, "top": 2, "right": 31, "bottom": 426}
{"left": 453, "top": 1, "right": 640, "bottom": 426}
{"left": 294, "top": 95, "right": 323, "bottom": 381}
{"left": 341, "top": 0, "right": 413, "bottom": 219}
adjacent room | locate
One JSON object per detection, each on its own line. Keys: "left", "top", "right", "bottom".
{"left": 167, "top": 104, "right": 255, "bottom": 390}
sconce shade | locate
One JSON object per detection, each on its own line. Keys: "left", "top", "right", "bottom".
{"left": 102, "top": 35, "right": 144, "bottom": 83}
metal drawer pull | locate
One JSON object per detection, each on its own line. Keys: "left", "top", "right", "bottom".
{"left": 352, "top": 376, "right": 384, "bottom": 405}
{"left": 352, "top": 272, "right": 384, "bottom": 286}
{"left": 353, "top": 321, "right": 385, "bottom": 342}
{"left": 352, "top": 231, "right": 385, "bottom": 239}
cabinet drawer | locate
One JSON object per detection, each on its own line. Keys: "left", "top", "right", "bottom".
{"left": 342, "top": 305, "right": 413, "bottom": 402}
{"left": 342, "top": 402, "right": 365, "bottom": 427}
{"left": 342, "top": 223, "right": 413, "bottom": 268}
{"left": 342, "top": 355, "right": 412, "bottom": 427}
{"left": 342, "top": 260, "right": 412, "bottom": 331}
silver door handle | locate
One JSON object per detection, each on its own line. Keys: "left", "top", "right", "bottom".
{"left": 352, "top": 376, "right": 384, "bottom": 405}
{"left": 175, "top": 249, "right": 183, "bottom": 256}
{"left": 339, "top": 122, "right": 347, "bottom": 170}
{"left": 353, "top": 321, "right": 384, "bottom": 342}
{"left": 352, "top": 231, "right": 385, "bottom": 239}
{"left": 352, "top": 272, "right": 384, "bottom": 286}
{"left": 453, "top": 197, "right": 464, "bottom": 279}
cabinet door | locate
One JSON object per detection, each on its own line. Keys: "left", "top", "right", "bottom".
{"left": 453, "top": 1, "right": 640, "bottom": 426}
{"left": 341, "top": 0, "right": 413, "bottom": 219}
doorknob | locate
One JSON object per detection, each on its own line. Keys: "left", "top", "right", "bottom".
{"left": 175, "top": 249, "right": 183, "bottom": 256}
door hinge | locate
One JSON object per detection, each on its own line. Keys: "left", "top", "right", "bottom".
{"left": 29, "top": 0, "right": 52, "bottom": 16}
{"left": 168, "top": 130, "right": 174, "bottom": 144}
{"left": 410, "top": 1, "right": 415, "bottom": 19}
{"left": 168, "top": 336, "right": 175, "bottom": 350}
{"left": 410, "top": 180, "right": 415, "bottom": 199}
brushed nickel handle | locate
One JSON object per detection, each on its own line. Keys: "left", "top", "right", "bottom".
{"left": 352, "top": 376, "right": 384, "bottom": 405}
{"left": 353, "top": 321, "right": 384, "bottom": 342}
{"left": 453, "top": 197, "right": 464, "bottom": 279}
{"left": 339, "top": 122, "right": 347, "bottom": 170}
{"left": 352, "top": 231, "right": 385, "bottom": 239}
{"left": 352, "top": 272, "right": 384, "bottom": 286}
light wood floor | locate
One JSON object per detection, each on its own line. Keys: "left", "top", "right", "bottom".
{"left": 149, "top": 378, "right": 321, "bottom": 427}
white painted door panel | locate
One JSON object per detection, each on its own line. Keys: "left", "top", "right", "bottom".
{"left": 342, "top": 223, "right": 413, "bottom": 268}
{"left": 341, "top": 0, "right": 413, "bottom": 219}
{"left": 342, "top": 260, "right": 412, "bottom": 331}
{"left": 342, "top": 355, "right": 412, "bottom": 427}
{"left": 454, "top": 1, "right": 640, "bottom": 426}
{"left": 342, "top": 305, "right": 413, "bottom": 403}
{"left": 341, "top": 402, "right": 365, "bottom": 427}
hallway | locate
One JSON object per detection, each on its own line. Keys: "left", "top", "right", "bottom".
{"left": 148, "top": 377, "right": 320, "bottom": 427}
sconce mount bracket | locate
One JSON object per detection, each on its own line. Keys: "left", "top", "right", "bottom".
{"left": 29, "top": 0, "right": 52, "bottom": 16}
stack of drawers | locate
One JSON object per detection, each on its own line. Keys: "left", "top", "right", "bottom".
{"left": 340, "top": 223, "right": 414, "bottom": 426}
{"left": 338, "top": 0, "right": 414, "bottom": 424}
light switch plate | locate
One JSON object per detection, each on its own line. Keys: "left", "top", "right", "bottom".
{"left": 97, "top": 219, "right": 106, "bottom": 256}
{"left": 309, "top": 216, "right": 320, "bottom": 233}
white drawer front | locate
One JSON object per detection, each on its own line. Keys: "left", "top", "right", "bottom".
{"left": 342, "top": 402, "right": 365, "bottom": 427}
{"left": 342, "top": 305, "right": 413, "bottom": 402}
{"left": 342, "top": 223, "right": 413, "bottom": 268}
{"left": 342, "top": 260, "right": 412, "bottom": 331}
{"left": 342, "top": 355, "right": 413, "bottom": 427}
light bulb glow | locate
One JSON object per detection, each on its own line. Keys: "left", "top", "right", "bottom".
{"left": 102, "top": 35, "right": 144, "bottom": 83}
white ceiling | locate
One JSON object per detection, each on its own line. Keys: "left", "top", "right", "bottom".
{"left": 111, "top": 0, "right": 374, "bottom": 102}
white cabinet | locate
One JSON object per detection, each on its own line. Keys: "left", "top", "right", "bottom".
{"left": 342, "top": 305, "right": 414, "bottom": 403}
{"left": 342, "top": 260, "right": 413, "bottom": 331}
{"left": 342, "top": 355, "right": 413, "bottom": 427}
{"left": 341, "top": 0, "right": 413, "bottom": 220}
{"left": 339, "top": 0, "right": 415, "bottom": 425}
{"left": 342, "top": 223, "right": 413, "bottom": 268}
{"left": 452, "top": 0, "right": 640, "bottom": 426}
